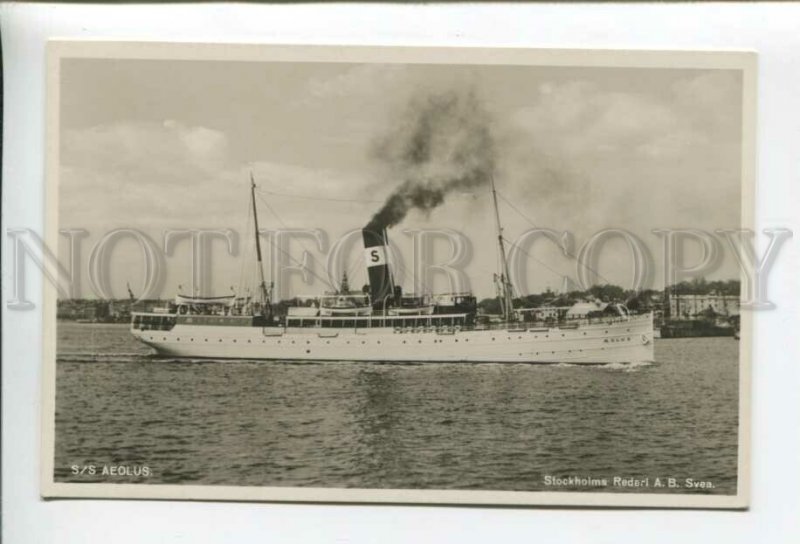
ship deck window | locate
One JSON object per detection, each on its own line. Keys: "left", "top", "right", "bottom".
{"left": 286, "top": 313, "right": 469, "bottom": 330}
{"left": 133, "top": 314, "right": 177, "bottom": 331}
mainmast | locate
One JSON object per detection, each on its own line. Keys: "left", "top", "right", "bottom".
{"left": 490, "top": 175, "right": 515, "bottom": 322}
{"left": 250, "top": 173, "right": 271, "bottom": 316}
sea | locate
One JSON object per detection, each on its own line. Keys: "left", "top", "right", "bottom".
{"left": 54, "top": 321, "right": 739, "bottom": 494}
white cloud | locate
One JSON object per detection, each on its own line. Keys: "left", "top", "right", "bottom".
{"left": 62, "top": 120, "right": 229, "bottom": 179}
{"left": 511, "top": 80, "right": 710, "bottom": 162}
{"left": 492, "top": 70, "right": 742, "bottom": 279}
{"left": 59, "top": 119, "right": 377, "bottom": 233}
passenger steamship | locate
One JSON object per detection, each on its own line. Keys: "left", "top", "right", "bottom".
{"left": 131, "top": 177, "right": 654, "bottom": 364}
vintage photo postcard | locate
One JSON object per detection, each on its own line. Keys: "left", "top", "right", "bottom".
{"left": 41, "top": 42, "right": 754, "bottom": 508}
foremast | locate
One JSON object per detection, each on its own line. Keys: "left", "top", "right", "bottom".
{"left": 250, "top": 173, "right": 272, "bottom": 318}
{"left": 490, "top": 175, "right": 516, "bottom": 322}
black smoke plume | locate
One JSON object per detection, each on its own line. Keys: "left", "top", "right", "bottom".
{"left": 366, "top": 90, "right": 495, "bottom": 232}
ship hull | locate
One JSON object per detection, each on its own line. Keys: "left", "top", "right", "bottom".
{"left": 131, "top": 313, "right": 654, "bottom": 364}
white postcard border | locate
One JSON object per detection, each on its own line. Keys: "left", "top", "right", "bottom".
{"left": 40, "top": 40, "right": 755, "bottom": 509}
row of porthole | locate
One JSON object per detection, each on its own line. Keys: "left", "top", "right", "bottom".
{"left": 158, "top": 336, "right": 361, "bottom": 345}
{"left": 494, "top": 332, "right": 600, "bottom": 340}
{"left": 532, "top": 349, "right": 586, "bottom": 355}
{"left": 153, "top": 336, "right": 458, "bottom": 345}
{"left": 150, "top": 335, "right": 486, "bottom": 345}
{"left": 152, "top": 326, "right": 639, "bottom": 344}
{"left": 150, "top": 335, "right": 634, "bottom": 346}
{"left": 151, "top": 335, "right": 594, "bottom": 345}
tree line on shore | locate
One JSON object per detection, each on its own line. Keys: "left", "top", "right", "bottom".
{"left": 57, "top": 277, "right": 741, "bottom": 318}
{"left": 477, "top": 278, "right": 741, "bottom": 314}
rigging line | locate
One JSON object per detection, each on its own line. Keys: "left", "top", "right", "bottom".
{"left": 495, "top": 190, "right": 615, "bottom": 286}
{"left": 501, "top": 235, "right": 575, "bottom": 294}
{"left": 384, "top": 242, "right": 429, "bottom": 296}
{"left": 255, "top": 189, "right": 413, "bottom": 294}
{"left": 495, "top": 191, "right": 539, "bottom": 228}
{"left": 246, "top": 200, "right": 261, "bottom": 298}
{"left": 255, "top": 187, "right": 488, "bottom": 205}
{"left": 376, "top": 229, "right": 432, "bottom": 296}
{"left": 236, "top": 194, "right": 253, "bottom": 298}
{"left": 255, "top": 191, "right": 330, "bottom": 275}
{"left": 260, "top": 228, "right": 338, "bottom": 294}
{"left": 255, "top": 192, "right": 336, "bottom": 291}
{"left": 344, "top": 251, "right": 365, "bottom": 285}
{"left": 255, "top": 187, "right": 384, "bottom": 204}
{"left": 246, "top": 213, "right": 258, "bottom": 297}
{"left": 257, "top": 196, "right": 336, "bottom": 292}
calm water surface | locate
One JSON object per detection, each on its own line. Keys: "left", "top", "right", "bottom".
{"left": 54, "top": 322, "right": 739, "bottom": 494}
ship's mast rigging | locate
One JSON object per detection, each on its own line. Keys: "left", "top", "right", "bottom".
{"left": 250, "top": 173, "right": 271, "bottom": 316}
{"left": 490, "top": 175, "right": 515, "bottom": 322}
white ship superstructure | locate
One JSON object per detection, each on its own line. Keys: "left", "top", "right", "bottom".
{"left": 132, "top": 311, "right": 653, "bottom": 363}
{"left": 131, "top": 176, "right": 655, "bottom": 364}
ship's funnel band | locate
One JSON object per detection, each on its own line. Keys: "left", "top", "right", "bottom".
{"left": 364, "top": 246, "right": 388, "bottom": 268}
{"left": 362, "top": 229, "right": 395, "bottom": 308}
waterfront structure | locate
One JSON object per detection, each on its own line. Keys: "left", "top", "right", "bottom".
{"left": 668, "top": 294, "right": 740, "bottom": 320}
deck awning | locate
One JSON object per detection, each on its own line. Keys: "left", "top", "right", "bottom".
{"left": 175, "top": 294, "right": 236, "bottom": 306}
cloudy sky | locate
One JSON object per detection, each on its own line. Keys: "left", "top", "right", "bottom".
{"left": 59, "top": 57, "right": 744, "bottom": 300}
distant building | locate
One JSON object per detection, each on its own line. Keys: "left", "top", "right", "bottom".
{"left": 82, "top": 301, "right": 110, "bottom": 320}
{"left": 56, "top": 299, "right": 134, "bottom": 322}
{"left": 668, "top": 293, "right": 740, "bottom": 320}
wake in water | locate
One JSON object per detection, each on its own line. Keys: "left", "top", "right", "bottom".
{"left": 57, "top": 352, "right": 148, "bottom": 364}
{"left": 552, "top": 361, "right": 655, "bottom": 372}
{"left": 599, "top": 361, "right": 654, "bottom": 372}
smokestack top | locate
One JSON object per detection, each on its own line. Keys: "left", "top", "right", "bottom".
{"left": 362, "top": 228, "right": 387, "bottom": 249}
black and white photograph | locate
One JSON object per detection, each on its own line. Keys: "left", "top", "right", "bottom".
{"left": 40, "top": 42, "right": 753, "bottom": 508}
